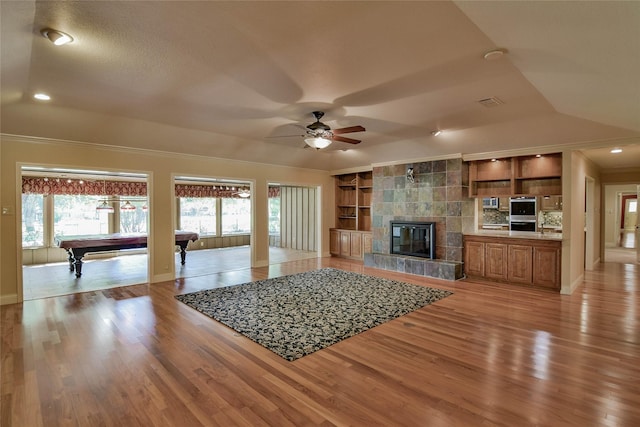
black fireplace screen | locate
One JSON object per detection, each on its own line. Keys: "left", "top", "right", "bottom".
{"left": 390, "top": 221, "right": 436, "bottom": 259}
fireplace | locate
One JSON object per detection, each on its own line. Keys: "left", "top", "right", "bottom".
{"left": 390, "top": 221, "right": 436, "bottom": 259}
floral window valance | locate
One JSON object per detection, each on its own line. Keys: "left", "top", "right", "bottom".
{"left": 175, "top": 184, "right": 251, "bottom": 199}
{"left": 268, "top": 186, "right": 280, "bottom": 198}
{"left": 22, "top": 177, "right": 146, "bottom": 196}
{"left": 23, "top": 177, "right": 281, "bottom": 198}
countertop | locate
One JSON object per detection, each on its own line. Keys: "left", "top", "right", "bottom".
{"left": 465, "top": 230, "right": 563, "bottom": 241}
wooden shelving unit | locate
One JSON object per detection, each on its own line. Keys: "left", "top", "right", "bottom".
{"left": 469, "top": 153, "right": 562, "bottom": 197}
{"left": 331, "top": 170, "right": 373, "bottom": 260}
{"left": 513, "top": 153, "right": 562, "bottom": 196}
{"left": 334, "top": 171, "right": 372, "bottom": 231}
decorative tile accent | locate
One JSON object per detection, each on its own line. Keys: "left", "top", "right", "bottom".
{"left": 364, "top": 253, "right": 464, "bottom": 281}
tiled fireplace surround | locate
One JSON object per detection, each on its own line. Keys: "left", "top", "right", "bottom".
{"left": 363, "top": 158, "right": 475, "bottom": 280}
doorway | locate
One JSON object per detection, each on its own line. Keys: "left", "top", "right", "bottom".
{"left": 21, "top": 166, "right": 150, "bottom": 300}
{"left": 603, "top": 184, "right": 639, "bottom": 264}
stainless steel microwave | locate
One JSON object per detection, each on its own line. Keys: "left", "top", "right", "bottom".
{"left": 510, "top": 197, "right": 537, "bottom": 217}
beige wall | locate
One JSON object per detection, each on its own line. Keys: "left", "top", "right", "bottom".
{"left": 1, "top": 135, "right": 334, "bottom": 305}
{"left": 560, "top": 151, "right": 602, "bottom": 294}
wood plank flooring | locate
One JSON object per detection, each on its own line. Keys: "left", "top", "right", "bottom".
{"left": 3, "top": 257, "right": 639, "bottom": 426}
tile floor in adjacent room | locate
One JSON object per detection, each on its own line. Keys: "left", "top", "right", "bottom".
{"left": 22, "top": 246, "right": 317, "bottom": 300}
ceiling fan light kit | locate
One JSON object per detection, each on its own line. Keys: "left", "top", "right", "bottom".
{"left": 301, "top": 111, "right": 366, "bottom": 149}
{"left": 305, "top": 137, "right": 332, "bottom": 149}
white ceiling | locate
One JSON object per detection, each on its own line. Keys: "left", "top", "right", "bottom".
{"left": 2, "top": 1, "right": 639, "bottom": 172}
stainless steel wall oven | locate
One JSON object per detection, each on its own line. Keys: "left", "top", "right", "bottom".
{"left": 509, "top": 197, "right": 537, "bottom": 232}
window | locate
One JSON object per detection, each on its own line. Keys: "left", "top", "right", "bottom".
{"left": 629, "top": 200, "right": 637, "bottom": 213}
{"left": 222, "top": 198, "right": 251, "bottom": 235}
{"left": 54, "top": 195, "right": 110, "bottom": 237}
{"left": 179, "top": 197, "right": 217, "bottom": 235}
{"left": 120, "top": 199, "right": 148, "bottom": 233}
{"left": 22, "top": 194, "right": 44, "bottom": 247}
{"left": 269, "top": 197, "right": 280, "bottom": 234}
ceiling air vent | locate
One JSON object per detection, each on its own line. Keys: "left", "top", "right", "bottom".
{"left": 477, "top": 97, "right": 504, "bottom": 108}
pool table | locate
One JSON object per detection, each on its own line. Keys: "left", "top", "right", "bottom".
{"left": 55, "top": 231, "right": 199, "bottom": 277}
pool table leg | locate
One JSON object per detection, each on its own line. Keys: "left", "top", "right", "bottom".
{"left": 178, "top": 243, "right": 188, "bottom": 265}
{"left": 73, "top": 256, "right": 84, "bottom": 277}
{"left": 65, "top": 249, "right": 75, "bottom": 272}
{"left": 69, "top": 248, "right": 86, "bottom": 278}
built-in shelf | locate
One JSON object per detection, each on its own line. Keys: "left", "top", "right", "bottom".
{"left": 334, "top": 171, "right": 373, "bottom": 231}
{"left": 469, "top": 153, "right": 562, "bottom": 197}
{"left": 332, "top": 171, "right": 373, "bottom": 259}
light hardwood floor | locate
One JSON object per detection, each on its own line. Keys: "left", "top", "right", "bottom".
{"left": 3, "top": 257, "right": 639, "bottom": 426}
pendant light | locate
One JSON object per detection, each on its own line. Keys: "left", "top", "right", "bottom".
{"left": 96, "top": 180, "right": 114, "bottom": 213}
{"left": 120, "top": 200, "right": 136, "bottom": 211}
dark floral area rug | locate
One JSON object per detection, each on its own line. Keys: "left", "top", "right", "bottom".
{"left": 175, "top": 268, "right": 453, "bottom": 361}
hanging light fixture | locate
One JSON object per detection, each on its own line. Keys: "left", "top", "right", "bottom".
{"left": 304, "top": 137, "right": 332, "bottom": 149}
{"left": 120, "top": 200, "right": 136, "bottom": 211}
{"left": 96, "top": 180, "right": 114, "bottom": 213}
{"left": 96, "top": 200, "right": 114, "bottom": 213}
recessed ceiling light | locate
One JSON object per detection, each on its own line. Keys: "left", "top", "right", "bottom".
{"left": 610, "top": 148, "right": 622, "bottom": 154}
{"left": 41, "top": 28, "right": 73, "bottom": 46}
{"left": 535, "top": 154, "right": 542, "bottom": 158}
{"left": 491, "top": 158, "right": 497, "bottom": 162}
{"left": 483, "top": 48, "right": 508, "bottom": 60}
{"left": 431, "top": 130, "right": 442, "bottom": 136}
{"left": 34, "top": 93, "right": 51, "bottom": 101}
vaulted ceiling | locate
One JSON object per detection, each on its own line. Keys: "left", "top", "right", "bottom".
{"left": 2, "top": 1, "right": 639, "bottom": 171}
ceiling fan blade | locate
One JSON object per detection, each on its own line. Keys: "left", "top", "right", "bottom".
{"left": 332, "top": 125, "right": 365, "bottom": 135}
{"left": 332, "top": 135, "right": 361, "bottom": 144}
{"left": 264, "top": 134, "right": 305, "bottom": 139}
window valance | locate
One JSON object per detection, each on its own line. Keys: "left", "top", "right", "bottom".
{"left": 22, "top": 177, "right": 146, "bottom": 196}
{"left": 22, "top": 177, "right": 280, "bottom": 198}
{"left": 175, "top": 184, "right": 250, "bottom": 199}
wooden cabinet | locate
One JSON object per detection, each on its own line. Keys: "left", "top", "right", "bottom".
{"left": 469, "top": 153, "right": 562, "bottom": 198}
{"left": 330, "top": 229, "right": 372, "bottom": 260}
{"left": 335, "top": 171, "right": 372, "bottom": 231}
{"left": 464, "top": 234, "right": 561, "bottom": 290}
{"left": 362, "top": 232, "right": 373, "bottom": 254}
{"left": 329, "top": 229, "right": 341, "bottom": 255}
{"left": 533, "top": 246, "right": 561, "bottom": 288}
{"left": 541, "top": 196, "right": 562, "bottom": 211}
{"left": 485, "top": 243, "right": 508, "bottom": 281}
{"left": 464, "top": 240, "right": 485, "bottom": 277}
{"left": 508, "top": 244, "right": 533, "bottom": 284}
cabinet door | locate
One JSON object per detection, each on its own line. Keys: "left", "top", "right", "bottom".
{"left": 533, "top": 246, "right": 560, "bottom": 289}
{"left": 541, "top": 196, "right": 562, "bottom": 211}
{"left": 340, "top": 231, "right": 351, "bottom": 257}
{"left": 350, "top": 232, "right": 363, "bottom": 258}
{"left": 362, "top": 232, "right": 373, "bottom": 255}
{"left": 485, "top": 243, "right": 508, "bottom": 280}
{"left": 508, "top": 244, "right": 533, "bottom": 284}
{"left": 329, "top": 230, "right": 340, "bottom": 255}
{"left": 464, "top": 241, "right": 485, "bottom": 277}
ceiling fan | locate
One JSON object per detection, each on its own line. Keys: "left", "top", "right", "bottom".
{"left": 270, "top": 111, "right": 366, "bottom": 149}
